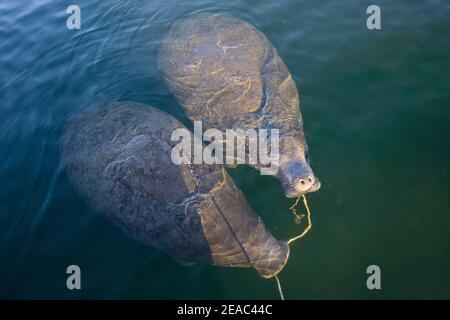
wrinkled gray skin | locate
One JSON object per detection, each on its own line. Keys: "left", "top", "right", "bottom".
{"left": 158, "top": 14, "right": 321, "bottom": 198}
{"left": 60, "top": 102, "right": 289, "bottom": 278}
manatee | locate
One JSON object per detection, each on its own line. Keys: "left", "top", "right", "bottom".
{"left": 158, "top": 13, "right": 321, "bottom": 198}
{"left": 59, "top": 101, "right": 289, "bottom": 278}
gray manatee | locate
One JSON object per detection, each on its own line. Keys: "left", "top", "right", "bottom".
{"left": 59, "top": 101, "right": 289, "bottom": 278}
{"left": 158, "top": 13, "right": 321, "bottom": 198}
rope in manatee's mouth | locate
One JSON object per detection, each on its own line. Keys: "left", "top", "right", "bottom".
{"left": 287, "top": 194, "right": 312, "bottom": 245}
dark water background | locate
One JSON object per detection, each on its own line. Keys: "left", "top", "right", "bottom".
{"left": 1, "top": 0, "right": 449, "bottom": 299}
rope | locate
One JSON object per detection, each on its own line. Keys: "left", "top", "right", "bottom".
{"left": 271, "top": 194, "right": 313, "bottom": 300}
{"left": 289, "top": 194, "right": 304, "bottom": 224}
{"left": 287, "top": 194, "right": 312, "bottom": 245}
{"left": 275, "top": 275, "right": 285, "bottom": 300}
{"left": 209, "top": 194, "right": 253, "bottom": 268}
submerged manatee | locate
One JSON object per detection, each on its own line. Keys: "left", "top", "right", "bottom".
{"left": 60, "top": 101, "right": 289, "bottom": 278}
{"left": 158, "top": 14, "right": 321, "bottom": 198}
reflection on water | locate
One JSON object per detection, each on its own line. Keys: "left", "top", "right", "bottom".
{"left": 0, "top": 0, "right": 449, "bottom": 298}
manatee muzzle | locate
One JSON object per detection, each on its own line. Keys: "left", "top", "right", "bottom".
{"left": 278, "top": 160, "right": 321, "bottom": 198}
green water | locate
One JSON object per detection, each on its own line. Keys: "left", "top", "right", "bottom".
{"left": 0, "top": 0, "right": 449, "bottom": 299}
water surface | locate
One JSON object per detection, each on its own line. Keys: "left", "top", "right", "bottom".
{"left": 0, "top": 0, "right": 449, "bottom": 299}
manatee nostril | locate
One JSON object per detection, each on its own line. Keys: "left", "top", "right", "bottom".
{"left": 294, "top": 174, "right": 316, "bottom": 194}
{"left": 283, "top": 162, "right": 318, "bottom": 196}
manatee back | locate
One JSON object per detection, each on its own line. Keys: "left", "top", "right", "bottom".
{"left": 60, "top": 101, "right": 217, "bottom": 262}
{"left": 158, "top": 13, "right": 301, "bottom": 132}
{"left": 60, "top": 101, "right": 289, "bottom": 277}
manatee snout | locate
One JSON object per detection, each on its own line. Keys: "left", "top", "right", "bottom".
{"left": 278, "top": 159, "right": 321, "bottom": 198}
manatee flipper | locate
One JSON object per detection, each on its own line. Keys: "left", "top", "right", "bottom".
{"left": 60, "top": 101, "right": 288, "bottom": 278}
{"left": 158, "top": 14, "right": 321, "bottom": 198}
